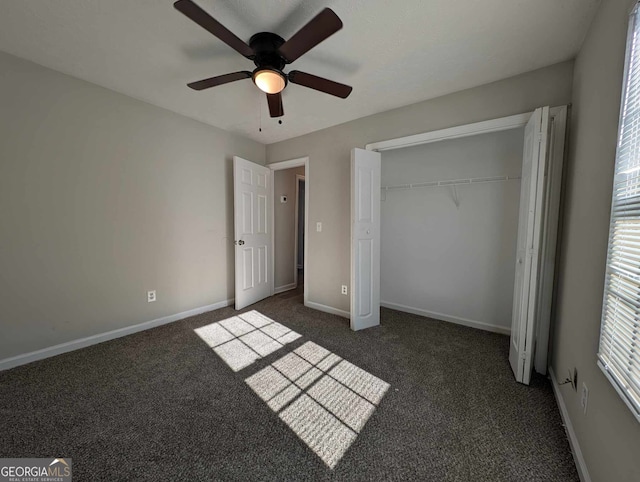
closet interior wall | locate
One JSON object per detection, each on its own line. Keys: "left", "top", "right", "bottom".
{"left": 380, "top": 128, "right": 525, "bottom": 333}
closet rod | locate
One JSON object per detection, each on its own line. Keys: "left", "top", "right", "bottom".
{"left": 381, "top": 175, "right": 521, "bottom": 191}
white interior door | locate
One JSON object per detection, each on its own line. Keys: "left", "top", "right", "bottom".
{"left": 234, "top": 156, "right": 272, "bottom": 310}
{"left": 351, "top": 148, "right": 381, "bottom": 331}
{"left": 509, "top": 107, "right": 550, "bottom": 384}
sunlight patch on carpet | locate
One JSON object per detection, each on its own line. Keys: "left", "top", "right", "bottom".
{"left": 194, "top": 311, "right": 301, "bottom": 371}
{"left": 245, "top": 341, "right": 390, "bottom": 469}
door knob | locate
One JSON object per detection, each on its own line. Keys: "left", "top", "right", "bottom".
{"left": 238, "top": 240, "right": 245, "bottom": 245}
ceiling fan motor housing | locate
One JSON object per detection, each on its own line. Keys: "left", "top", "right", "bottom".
{"left": 250, "top": 32, "right": 287, "bottom": 71}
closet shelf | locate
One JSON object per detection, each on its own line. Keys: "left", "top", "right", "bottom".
{"left": 381, "top": 175, "right": 521, "bottom": 191}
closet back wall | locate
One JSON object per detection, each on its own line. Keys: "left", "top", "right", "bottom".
{"left": 380, "top": 128, "right": 524, "bottom": 332}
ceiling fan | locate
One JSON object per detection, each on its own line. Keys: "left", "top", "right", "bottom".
{"left": 174, "top": 0, "right": 353, "bottom": 118}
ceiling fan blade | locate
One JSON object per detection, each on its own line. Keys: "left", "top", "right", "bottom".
{"left": 288, "top": 70, "right": 352, "bottom": 98}
{"left": 267, "top": 93, "right": 284, "bottom": 118}
{"left": 278, "top": 8, "right": 342, "bottom": 63}
{"left": 187, "top": 71, "right": 252, "bottom": 90}
{"left": 174, "top": 0, "right": 254, "bottom": 58}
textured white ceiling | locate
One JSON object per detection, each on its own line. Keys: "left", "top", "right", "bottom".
{"left": 0, "top": 0, "right": 599, "bottom": 144}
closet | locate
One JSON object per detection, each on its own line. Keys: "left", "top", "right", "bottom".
{"left": 380, "top": 127, "right": 523, "bottom": 334}
{"left": 351, "top": 107, "right": 567, "bottom": 385}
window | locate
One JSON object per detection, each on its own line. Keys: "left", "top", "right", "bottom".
{"left": 599, "top": 2, "right": 640, "bottom": 422}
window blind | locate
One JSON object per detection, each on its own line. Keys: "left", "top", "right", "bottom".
{"left": 598, "top": 2, "right": 640, "bottom": 422}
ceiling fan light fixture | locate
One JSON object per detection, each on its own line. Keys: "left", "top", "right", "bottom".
{"left": 253, "top": 68, "right": 286, "bottom": 94}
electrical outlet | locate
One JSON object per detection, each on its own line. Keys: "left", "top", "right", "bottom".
{"left": 316, "top": 222, "right": 322, "bottom": 232}
{"left": 341, "top": 285, "right": 348, "bottom": 295}
{"left": 147, "top": 290, "right": 156, "bottom": 303}
{"left": 581, "top": 382, "right": 589, "bottom": 415}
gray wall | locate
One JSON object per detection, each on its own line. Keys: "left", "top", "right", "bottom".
{"left": 274, "top": 166, "right": 305, "bottom": 290}
{"left": 380, "top": 129, "right": 524, "bottom": 331}
{"left": 267, "top": 61, "right": 574, "bottom": 314}
{"left": 552, "top": 0, "right": 640, "bottom": 480}
{"left": 0, "top": 51, "right": 265, "bottom": 360}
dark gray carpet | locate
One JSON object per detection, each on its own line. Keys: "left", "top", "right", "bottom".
{"left": 0, "top": 289, "right": 578, "bottom": 481}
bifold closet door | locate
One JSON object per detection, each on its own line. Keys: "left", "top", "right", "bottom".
{"left": 351, "top": 148, "right": 381, "bottom": 331}
{"left": 509, "top": 107, "right": 550, "bottom": 385}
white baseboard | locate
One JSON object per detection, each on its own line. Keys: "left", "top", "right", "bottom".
{"left": 305, "top": 301, "right": 350, "bottom": 319}
{"left": 549, "top": 367, "right": 591, "bottom": 482}
{"left": 274, "top": 283, "right": 297, "bottom": 294}
{"left": 380, "top": 301, "right": 511, "bottom": 335}
{"left": 0, "top": 298, "right": 235, "bottom": 372}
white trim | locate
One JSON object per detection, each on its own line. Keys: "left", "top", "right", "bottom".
{"left": 269, "top": 157, "right": 309, "bottom": 307}
{"left": 268, "top": 158, "right": 307, "bottom": 170}
{"left": 365, "top": 112, "right": 532, "bottom": 152}
{"left": 305, "top": 301, "right": 350, "bottom": 319}
{"left": 274, "top": 283, "right": 297, "bottom": 295}
{"left": 0, "top": 298, "right": 235, "bottom": 372}
{"left": 549, "top": 367, "right": 592, "bottom": 482}
{"left": 380, "top": 301, "right": 511, "bottom": 335}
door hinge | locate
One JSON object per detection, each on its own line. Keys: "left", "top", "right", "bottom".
{"left": 521, "top": 351, "right": 527, "bottom": 360}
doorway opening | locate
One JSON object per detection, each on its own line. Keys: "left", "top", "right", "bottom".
{"left": 295, "top": 174, "right": 305, "bottom": 291}
{"left": 270, "top": 157, "right": 309, "bottom": 306}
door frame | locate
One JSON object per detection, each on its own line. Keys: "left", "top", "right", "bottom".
{"left": 365, "top": 112, "right": 533, "bottom": 152}
{"left": 269, "top": 157, "right": 309, "bottom": 306}
{"left": 534, "top": 106, "right": 568, "bottom": 374}
{"left": 294, "top": 174, "right": 305, "bottom": 288}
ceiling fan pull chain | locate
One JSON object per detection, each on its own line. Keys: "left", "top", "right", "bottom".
{"left": 259, "top": 91, "right": 263, "bottom": 132}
